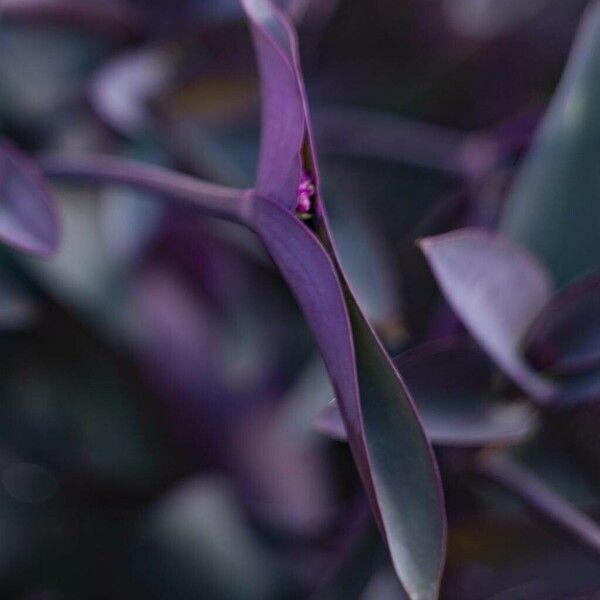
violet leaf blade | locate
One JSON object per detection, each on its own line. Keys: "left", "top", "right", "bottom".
{"left": 241, "top": 0, "right": 305, "bottom": 211}
{"left": 341, "top": 290, "right": 446, "bottom": 600}
{"left": 250, "top": 195, "right": 446, "bottom": 600}
{"left": 0, "top": 140, "right": 61, "bottom": 256}
{"left": 420, "top": 228, "right": 556, "bottom": 402}
{"left": 501, "top": 2, "right": 600, "bottom": 287}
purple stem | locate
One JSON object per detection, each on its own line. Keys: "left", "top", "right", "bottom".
{"left": 40, "top": 154, "right": 252, "bottom": 223}
{"left": 476, "top": 452, "right": 600, "bottom": 557}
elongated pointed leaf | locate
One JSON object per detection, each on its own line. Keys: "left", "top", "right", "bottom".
{"left": 241, "top": 3, "right": 445, "bottom": 597}
{"left": 0, "top": 140, "right": 61, "bottom": 256}
{"left": 420, "top": 229, "right": 556, "bottom": 401}
{"left": 317, "top": 341, "right": 537, "bottom": 447}
{"left": 241, "top": 0, "right": 305, "bottom": 210}
{"left": 525, "top": 270, "right": 600, "bottom": 375}
{"left": 251, "top": 193, "right": 445, "bottom": 600}
{"left": 501, "top": 2, "right": 600, "bottom": 287}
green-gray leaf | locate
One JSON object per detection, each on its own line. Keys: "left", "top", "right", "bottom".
{"left": 501, "top": 2, "right": 600, "bottom": 287}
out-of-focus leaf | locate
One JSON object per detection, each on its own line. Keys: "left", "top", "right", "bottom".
{"left": 317, "top": 342, "right": 537, "bottom": 447}
{"left": 420, "top": 228, "right": 556, "bottom": 401}
{"left": 89, "top": 47, "right": 174, "bottom": 137}
{"left": 134, "top": 477, "right": 279, "bottom": 600}
{"left": 524, "top": 270, "right": 600, "bottom": 375}
{"left": 0, "top": 141, "right": 60, "bottom": 255}
{"left": 501, "top": 2, "right": 600, "bottom": 287}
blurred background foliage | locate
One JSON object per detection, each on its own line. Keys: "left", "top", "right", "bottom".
{"left": 0, "top": 0, "right": 598, "bottom": 598}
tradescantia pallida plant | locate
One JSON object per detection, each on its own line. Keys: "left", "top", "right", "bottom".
{"left": 39, "top": 1, "right": 447, "bottom": 599}
{"left": 2, "top": 0, "right": 600, "bottom": 598}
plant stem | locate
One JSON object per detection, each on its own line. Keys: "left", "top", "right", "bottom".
{"left": 40, "top": 154, "right": 252, "bottom": 223}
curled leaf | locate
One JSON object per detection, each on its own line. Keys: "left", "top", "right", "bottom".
{"left": 420, "top": 228, "right": 556, "bottom": 402}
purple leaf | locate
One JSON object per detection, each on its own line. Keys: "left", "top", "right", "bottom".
{"left": 524, "top": 270, "right": 600, "bottom": 375}
{"left": 0, "top": 140, "right": 61, "bottom": 256}
{"left": 241, "top": 0, "right": 306, "bottom": 211}
{"left": 420, "top": 228, "right": 556, "bottom": 402}
{"left": 316, "top": 340, "right": 537, "bottom": 447}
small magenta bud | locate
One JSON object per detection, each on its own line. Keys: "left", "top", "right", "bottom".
{"left": 296, "top": 171, "right": 315, "bottom": 214}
